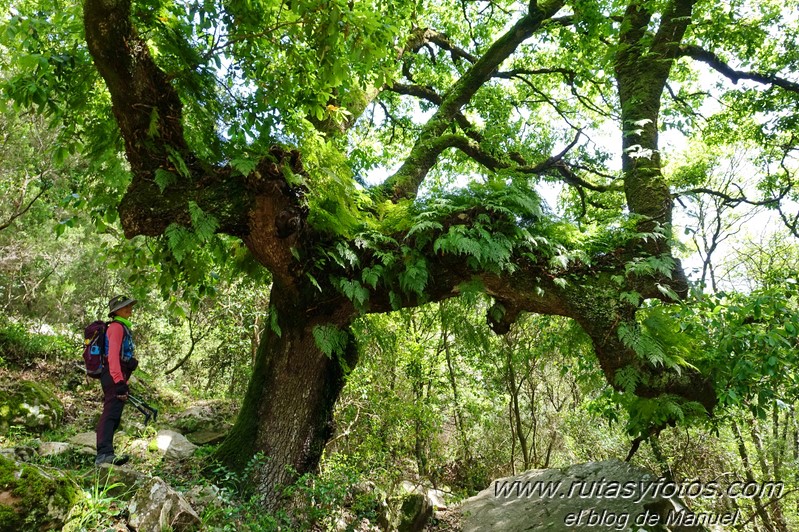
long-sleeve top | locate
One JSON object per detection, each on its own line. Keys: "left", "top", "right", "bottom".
{"left": 106, "top": 321, "right": 127, "bottom": 385}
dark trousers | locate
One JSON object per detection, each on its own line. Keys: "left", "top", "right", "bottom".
{"left": 96, "top": 371, "right": 125, "bottom": 456}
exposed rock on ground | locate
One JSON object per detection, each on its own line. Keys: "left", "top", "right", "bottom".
{"left": 169, "top": 400, "right": 233, "bottom": 444}
{"left": 0, "top": 455, "right": 79, "bottom": 530}
{"left": 127, "top": 476, "right": 202, "bottom": 531}
{"left": 0, "top": 380, "right": 64, "bottom": 433}
{"left": 154, "top": 429, "right": 199, "bottom": 460}
{"left": 461, "top": 460, "right": 713, "bottom": 532}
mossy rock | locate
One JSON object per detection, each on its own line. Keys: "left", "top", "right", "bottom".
{"left": 171, "top": 401, "right": 234, "bottom": 434}
{"left": 0, "top": 455, "right": 79, "bottom": 530}
{"left": 0, "top": 380, "right": 64, "bottom": 433}
{"left": 398, "top": 491, "right": 431, "bottom": 532}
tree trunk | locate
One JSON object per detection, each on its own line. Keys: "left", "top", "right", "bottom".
{"left": 214, "top": 286, "right": 357, "bottom": 509}
{"left": 504, "top": 342, "right": 530, "bottom": 470}
{"left": 443, "top": 327, "right": 472, "bottom": 463}
{"left": 732, "top": 419, "right": 777, "bottom": 532}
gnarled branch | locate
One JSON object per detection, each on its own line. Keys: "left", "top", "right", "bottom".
{"left": 679, "top": 45, "right": 799, "bottom": 94}
{"left": 380, "top": 0, "right": 565, "bottom": 201}
{"left": 83, "top": 0, "right": 308, "bottom": 287}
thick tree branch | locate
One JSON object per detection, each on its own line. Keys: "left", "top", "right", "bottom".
{"left": 351, "top": 211, "right": 713, "bottom": 412}
{"left": 679, "top": 45, "right": 799, "bottom": 94}
{"left": 518, "top": 133, "right": 623, "bottom": 193}
{"left": 388, "top": 82, "right": 442, "bottom": 104}
{"left": 615, "top": 0, "right": 697, "bottom": 233}
{"left": 398, "top": 125, "right": 619, "bottom": 197}
{"left": 385, "top": 83, "right": 482, "bottom": 145}
{"left": 438, "top": 134, "right": 504, "bottom": 170}
{"left": 381, "top": 106, "right": 619, "bottom": 195}
{"left": 83, "top": 0, "right": 309, "bottom": 287}
{"left": 651, "top": 0, "right": 697, "bottom": 61}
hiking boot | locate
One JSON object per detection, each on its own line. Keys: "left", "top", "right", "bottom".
{"left": 95, "top": 454, "right": 130, "bottom": 466}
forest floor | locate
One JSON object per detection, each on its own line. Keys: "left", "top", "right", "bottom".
{"left": 425, "top": 507, "right": 462, "bottom": 530}
{"left": 2, "top": 353, "right": 467, "bottom": 530}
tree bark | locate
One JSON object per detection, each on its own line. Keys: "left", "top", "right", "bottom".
{"left": 214, "top": 285, "right": 358, "bottom": 509}
{"left": 615, "top": 0, "right": 696, "bottom": 250}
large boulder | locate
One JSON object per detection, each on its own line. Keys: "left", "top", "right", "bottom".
{"left": 185, "top": 429, "right": 227, "bottom": 446}
{"left": 170, "top": 401, "right": 234, "bottom": 445}
{"left": 127, "top": 476, "right": 201, "bottom": 531}
{"left": 68, "top": 432, "right": 97, "bottom": 457}
{"left": 0, "top": 380, "right": 64, "bottom": 433}
{"left": 0, "top": 455, "right": 79, "bottom": 530}
{"left": 95, "top": 462, "right": 150, "bottom": 497}
{"left": 461, "top": 460, "right": 719, "bottom": 531}
{"left": 0, "top": 446, "right": 36, "bottom": 462}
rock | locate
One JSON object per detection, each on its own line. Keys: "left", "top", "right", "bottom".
{"left": 396, "top": 481, "right": 433, "bottom": 532}
{"left": 184, "top": 484, "right": 223, "bottom": 515}
{"left": 127, "top": 438, "right": 151, "bottom": 456}
{"left": 39, "top": 442, "right": 71, "bottom": 457}
{"left": 127, "top": 476, "right": 201, "bottom": 532}
{"left": 427, "top": 488, "right": 447, "bottom": 510}
{"left": 398, "top": 492, "right": 430, "bottom": 532}
{"left": 171, "top": 401, "right": 233, "bottom": 434}
{"left": 154, "top": 430, "right": 198, "bottom": 460}
{"left": 68, "top": 432, "right": 96, "bottom": 451}
{"left": 461, "top": 459, "right": 712, "bottom": 532}
{"left": 0, "top": 446, "right": 36, "bottom": 462}
{"left": 0, "top": 380, "right": 64, "bottom": 433}
{"left": 96, "top": 463, "right": 150, "bottom": 497}
{"left": 185, "top": 430, "right": 227, "bottom": 445}
{"left": 377, "top": 481, "right": 439, "bottom": 532}
{"left": 170, "top": 401, "right": 233, "bottom": 446}
{"left": 75, "top": 446, "right": 96, "bottom": 456}
{"left": 0, "top": 455, "right": 79, "bottom": 530}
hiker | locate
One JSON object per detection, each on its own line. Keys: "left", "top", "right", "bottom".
{"left": 95, "top": 295, "right": 139, "bottom": 466}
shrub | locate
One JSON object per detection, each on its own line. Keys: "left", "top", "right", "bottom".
{"left": 0, "top": 320, "right": 72, "bottom": 367}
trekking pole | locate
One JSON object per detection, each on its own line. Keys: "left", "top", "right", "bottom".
{"left": 127, "top": 393, "right": 158, "bottom": 425}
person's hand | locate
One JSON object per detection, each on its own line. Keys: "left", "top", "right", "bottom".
{"left": 115, "top": 381, "right": 129, "bottom": 402}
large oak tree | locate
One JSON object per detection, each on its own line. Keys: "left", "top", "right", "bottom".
{"left": 8, "top": 0, "right": 798, "bottom": 508}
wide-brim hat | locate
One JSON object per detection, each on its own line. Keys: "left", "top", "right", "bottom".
{"left": 108, "top": 295, "right": 138, "bottom": 316}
